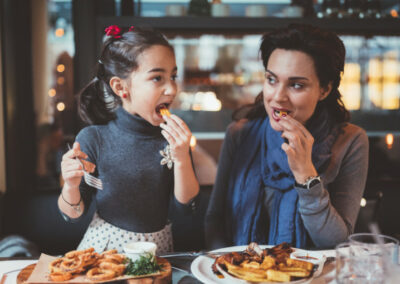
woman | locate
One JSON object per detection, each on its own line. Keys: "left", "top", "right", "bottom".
{"left": 205, "top": 24, "right": 368, "bottom": 249}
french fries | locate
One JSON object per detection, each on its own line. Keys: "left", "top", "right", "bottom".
{"left": 213, "top": 242, "right": 315, "bottom": 283}
{"left": 159, "top": 108, "right": 171, "bottom": 117}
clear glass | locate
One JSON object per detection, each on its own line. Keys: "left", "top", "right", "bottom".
{"left": 336, "top": 242, "right": 369, "bottom": 284}
{"left": 349, "top": 233, "right": 399, "bottom": 265}
{"left": 348, "top": 233, "right": 400, "bottom": 284}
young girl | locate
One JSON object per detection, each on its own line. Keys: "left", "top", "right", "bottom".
{"left": 58, "top": 26, "right": 199, "bottom": 254}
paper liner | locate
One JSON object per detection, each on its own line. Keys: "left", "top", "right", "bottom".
{"left": 26, "top": 254, "right": 162, "bottom": 283}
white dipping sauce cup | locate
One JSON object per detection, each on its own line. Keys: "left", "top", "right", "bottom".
{"left": 123, "top": 241, "right": 157, "bottom": 262}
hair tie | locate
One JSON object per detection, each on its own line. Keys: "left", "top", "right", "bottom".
{"left": 98, "top": 59, "right": 103, "bottom": 65}
{"left": 105, "top": 25, "right": 122, "bottom": 39}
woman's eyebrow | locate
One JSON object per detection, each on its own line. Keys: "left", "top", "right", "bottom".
{"left": 265, "top": 69, "right": 276, "bottom": 77}
{"left": 147, "top": 66, "right": 178, "bottom": 73}
{"left": 288, "top": 76, "right": 309, "bottom": 81}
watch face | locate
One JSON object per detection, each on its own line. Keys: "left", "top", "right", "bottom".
{"left": 308, "top": 178, "right": 321, "bottom": 189}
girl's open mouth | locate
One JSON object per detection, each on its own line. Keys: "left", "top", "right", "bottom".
{"left": 156, "top": 103, "right": 171, "bottom": 117}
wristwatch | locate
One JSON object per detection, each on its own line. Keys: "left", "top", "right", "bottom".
{"left": 295, "top": 175, "right": 321, "bottom": 190}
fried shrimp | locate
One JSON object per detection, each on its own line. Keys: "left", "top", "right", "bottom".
{"left": 49, "top": 271, "right": 73, "bottom": 282}
{"left": 48, "top": 258, "right": 63, "bottom": 273}
{"left": 86, "top": 268, "right": 116, "bottom": 281}
{"left": 48, "top": 247, "right": 128, "bottom": 282}
{"left": 65, "top": 247, "right": 94, "bottom": 259}
{"left": 99, "top": 262, "right": 126, "bottom": 276}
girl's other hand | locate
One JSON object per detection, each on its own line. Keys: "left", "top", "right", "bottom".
{"left": 159, "top": 114, "right": 192, "bottom": 165}
{"left": 279, "top": 115, "right": 318, "bottom": 183}
{"left": 61, "top": 142, "right": 86, "bottom": 189}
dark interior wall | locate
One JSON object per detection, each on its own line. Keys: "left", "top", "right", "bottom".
{"left": 1, "top": 0, "right": 35, "bottom": 195}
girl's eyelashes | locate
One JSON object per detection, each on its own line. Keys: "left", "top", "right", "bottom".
{"left": 152, "top": 76, "right": 162, "bottom": 83}
{"left": 171, "top": 74, "right": 178, "bottom": 81}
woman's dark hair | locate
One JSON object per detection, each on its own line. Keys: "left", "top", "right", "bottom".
{"left": 234, "top": 24, "right": 350, "bottom": 125}
{"left": 78, "top": 27, "right": 173, "bottom": 125}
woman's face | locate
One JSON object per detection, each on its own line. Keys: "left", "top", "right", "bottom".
{"left": 263, "top": 48, "right": 329, "bottom": 132}
{"left": 123, "top": 45, "right": 177, "bottom": 126}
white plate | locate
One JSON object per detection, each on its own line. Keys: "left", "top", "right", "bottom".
{"left": 190, "top": 245, "right": 326, "bottom": 284}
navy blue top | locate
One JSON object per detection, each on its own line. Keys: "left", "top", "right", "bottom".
{"left": 74, "top": 107, "right": 193, "bottom": 233}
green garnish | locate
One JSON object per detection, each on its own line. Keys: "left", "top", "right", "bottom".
{"left": 125, "top": 253, "right": 163, "bottom": 276}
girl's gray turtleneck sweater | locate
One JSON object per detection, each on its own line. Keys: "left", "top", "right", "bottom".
{"left": 72, "top": 107, "right": 195, "bottom": 233}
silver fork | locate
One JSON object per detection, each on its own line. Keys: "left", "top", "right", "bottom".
{"left": 68, "top": 144, "right": 103, "bottom": 190}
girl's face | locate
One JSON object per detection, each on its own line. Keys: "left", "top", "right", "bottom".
{"left": 123, "top": 45, "right": 177, "bottom": 126}
{"left": 263, "top": 48, "right": 330, "bottom": 132}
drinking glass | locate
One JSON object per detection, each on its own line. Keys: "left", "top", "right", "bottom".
{"left": 348, "top": 233, "right": 399, "bottom": 284}
{"left": 349, "top": 233, "right": 399, "bottom": 264}
{"left": 336, "top": 242, "right": 368, "bottom": 284}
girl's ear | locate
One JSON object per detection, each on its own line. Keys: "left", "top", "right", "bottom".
{"left": 109, "top": 76, "right": 129, "bottom": 98}
{"left": 319, "top": 82, "right": 332, "bottom": 101}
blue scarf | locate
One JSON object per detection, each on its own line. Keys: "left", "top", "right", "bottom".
{"left": 226, "top": 113, "right": 337, "bottom": 248}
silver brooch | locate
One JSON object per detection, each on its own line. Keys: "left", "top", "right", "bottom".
{"left": 160, "top": 145, "right": 174, "bottom": 169}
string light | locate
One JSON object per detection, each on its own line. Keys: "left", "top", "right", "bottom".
{"left": 386, "top": 133, "right": 394, "bottom": 149}
{"left": 48, "top": 88, "right": 56, "bottom": 97}
{"left": 57, "top": 64, "right": 65, "bottom": 73}
{"left": 56, "top": 102, "right": 65, "bottom": 112}
{"left": 55, "top": 28, "right": 65, "bottom": 37}
{"left": 57, "top": 77, "right": 65, "bottom": 85}
{"left": 360, "top": 198, "right": 367, "bottom": 207}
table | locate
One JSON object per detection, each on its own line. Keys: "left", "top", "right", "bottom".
{"left": 0, "top": 250, "right": 337, "bottom": 284}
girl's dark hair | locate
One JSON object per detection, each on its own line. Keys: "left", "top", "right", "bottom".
{"left": 78, "top": 27, "right": 173, "bottom": 125}
{"left": 234, "top": 24, "right": 350, "bottom": 124}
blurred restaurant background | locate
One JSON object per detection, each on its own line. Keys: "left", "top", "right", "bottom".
{"left": 0, "top": 0, "right": 400, "bottom": 254}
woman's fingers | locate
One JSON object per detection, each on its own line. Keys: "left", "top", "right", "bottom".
{"left": 281, "top": 132, "right": 303, "bottom": 150}
{"left": 279, "top": 116, "right": 311, "bottom": 139}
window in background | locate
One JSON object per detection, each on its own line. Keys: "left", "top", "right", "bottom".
{"left": 34, "top": 0, "right": 75, "bottom": 191}
{"left": 167, "top": 34, "right": 400, "bottom": 134}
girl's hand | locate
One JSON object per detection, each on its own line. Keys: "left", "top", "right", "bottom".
{"left": 61, "top": 142, "right": 86, "bottom": 189}
{"left": 279, "top": 115, "right": 318, "bottom": 184}
{"left": 160, "top": 114, "right": 192, "bottom": 165}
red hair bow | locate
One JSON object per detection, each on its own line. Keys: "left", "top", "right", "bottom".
{"left": 128, "top": 26, "right": 135, "bottom": 32}
{"left": 105, "top": 25, "right": 122, "bottom": 39}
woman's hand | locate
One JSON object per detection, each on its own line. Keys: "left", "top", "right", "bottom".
{"left": 159, "top": 114, "right": 192, "bottom": 165}
{"left": 279, "top": 115, "right": 318, "bottom": 184}
{"left": 61, "top": 142, "right": 86, "bottom": 189}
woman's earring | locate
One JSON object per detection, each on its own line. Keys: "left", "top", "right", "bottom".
{"left": 122, "top": 93, "right": 127, "bottom": 99}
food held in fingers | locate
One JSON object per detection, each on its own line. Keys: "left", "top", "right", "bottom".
{"left": 160, "top": 108, "right": 171, "bottom": 117}
{"left": 156, "top": 103, "right": 171, "bottom": 117}
{"left": 277, "top": 110, "right": 288, "bottom": 117}
{"left": 78, "top": 158, "right": 96, "bottom": 173}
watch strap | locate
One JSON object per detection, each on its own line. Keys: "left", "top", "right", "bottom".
{"left": 295, "top": 175, "right": 321, "bottom": 190}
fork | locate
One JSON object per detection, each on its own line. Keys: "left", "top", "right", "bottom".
{"left": 68, "top": 144, "right": 103, "bottom": 190}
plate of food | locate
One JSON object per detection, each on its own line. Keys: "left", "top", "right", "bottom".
{"left": 22, "top": 247, "right": 171, "bottom": 283}
{"left": 191, "top": 242, "right": 326, "bottom": 283}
